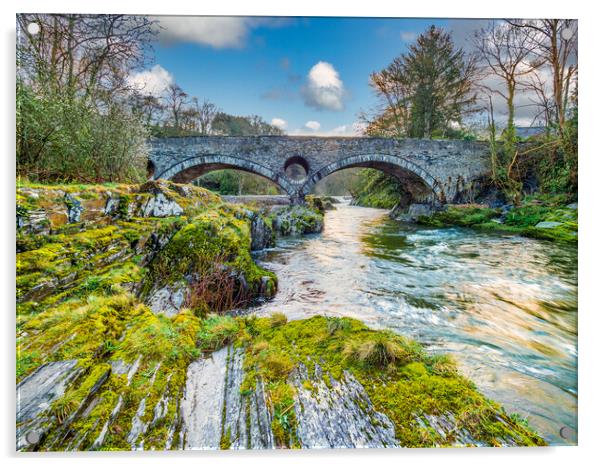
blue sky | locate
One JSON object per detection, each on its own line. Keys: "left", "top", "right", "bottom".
{"left": 131, "top": 17, "right": 472, "bottom": 135}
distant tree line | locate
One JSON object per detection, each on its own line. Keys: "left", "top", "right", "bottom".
{"left": 131, "top": 83, "right": 283, "bottom": 137}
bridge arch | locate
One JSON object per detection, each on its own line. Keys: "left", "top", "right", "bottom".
{"left": 154, "top": 154, "right": 297, "bottom": 196}
{"left": 300, "top": 153, "right": 446, "bottom": 203}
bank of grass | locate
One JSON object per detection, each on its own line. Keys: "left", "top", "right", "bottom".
{"left": 205, "top": 314, "right": 545, "bottom": 448}
{"left": 416, "top": 194, "right": 577, "bottom": 243}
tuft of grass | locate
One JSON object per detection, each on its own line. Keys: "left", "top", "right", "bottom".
{"left": 326, "top": 317, "right": 352, "bottom": 335}
{"left": 344, "top": 334, "right": 406, "bottom": 368}
{"left": 269, "top": 312, "right": 288, "bottom": 328}
{"left": 198, "top": 315, "right": 241, "bottom": 352}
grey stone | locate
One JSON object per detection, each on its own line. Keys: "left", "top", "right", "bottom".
{"left": 127, "top": 362, "right": 161, "bottom": 450}
{"left": 291, "top": 363, "right": 399, "bottom": 448}
{"left": 91, "top": 356, "right": 141, "bottom": 450}
{"left": 17, "top": 360, "right": 82, "bottom": 450}
{"left": 408, "top": 203, "right": 435, "bottom": 217}
{"left": 140, "top": 192, "right": 184, "bottom": 217}
{"left": 246, "top": 210, "right": 275, "bottom": 250}
{"left": 147, "top": 283, "right": 187, "bottom": 317}
{"left": 535, "top": 221, "right": 564, "bottom": 229}
{"left": 149, "top": 136, "right": 495, "bottom": 204}
{"left": 104, "top": 196, "right": 120, "bottom": 216}
{"left": 64, "top": 194, "right": 84, "bottom": 223}
{"left": 222, "top": 347, "right": 248, "bottom": 449}
{"left": 272, "top": 205, "right": 324, "bottom": 236}
{"left": 566, "top": 202, "right": 578, "bottom": 210}
{"left": 180, "top": 347, "right": 229, "bottom": 449}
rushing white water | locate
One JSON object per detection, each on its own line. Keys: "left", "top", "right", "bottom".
{"left": 251, "top": 202, "right": 578, "bottom": 445}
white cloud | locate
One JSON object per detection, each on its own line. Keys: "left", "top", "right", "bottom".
{"left": 400, "top": 31, "right": 417, "bottom": 42}
{"left": 291, "top": 121, "right": 365, "bottom": 136}
{"left": 304, "top": 120, "right": 321, "bottom": 131}
{"left": 301, "top": 61, "right": 346, "bottom": 111}
{"left": 271, "top": 118, "right": 287, "bottom": 130}
{"left": 155, "top": 16, "right": 253, "bottom": 48}
{"left": 127, "top": 64, "right": 174, "bottom": 97}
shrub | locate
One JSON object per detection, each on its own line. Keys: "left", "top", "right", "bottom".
{"left": 17, "top": 82, "right": 148, "bottom": 184}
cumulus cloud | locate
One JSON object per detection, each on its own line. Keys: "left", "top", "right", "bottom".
{"left": 127, "top": 64, "right": 174, "bottom": 97}
{"left": 304, "top": 120, "right": 321, "bottom": 131}
{"left": 154, "top": 16, "right": 288, "bottom": 49}
{"left": 301, "top": 61, "right": 346, "bottom": 111}
{"left": 271, "top": 118, "right": 287, "bottom": 130}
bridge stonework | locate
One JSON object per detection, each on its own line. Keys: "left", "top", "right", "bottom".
{"left": 149, "top": 136, "right": 491, "bottom": 204}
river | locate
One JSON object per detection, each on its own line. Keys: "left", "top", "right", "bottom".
{"left": 251, "top": 201, "right": 578, "bottom": 445}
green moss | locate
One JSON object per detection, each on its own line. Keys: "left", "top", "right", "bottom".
{"left": 239, "top": 315, "right": 545, "bottom": 447}
{"left": 416, "top": 200, "right": 577, "bottom": 243}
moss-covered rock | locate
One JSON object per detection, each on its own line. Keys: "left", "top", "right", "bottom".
{"left": 269, "top": 205, "right": 324, "bottom": 237}
{"left": 416, "top": 197, "right": 577, "bottom": 243}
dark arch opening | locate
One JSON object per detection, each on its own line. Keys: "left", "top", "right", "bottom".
{"left": 284, "top": 156, "right": 309, "bottom": 182}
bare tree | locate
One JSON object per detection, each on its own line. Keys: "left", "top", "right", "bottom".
{"left": 129, "top": 92, "right": 164, "bottom": 126}
{"left": 194, "top": 98, "right": 218, "bottom": 135}
{"left": 473, "top": 20, "right": 541, "bottom": 150}
{"left": 506, "top": 19, "right": 577, "bottom": 134}
{"left": 17, "top": 14, "right": 158, "bottom": 99}
{"left": 165, "top": 84, "right": 188, "bottom": 129}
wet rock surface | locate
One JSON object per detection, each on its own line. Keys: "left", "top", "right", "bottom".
{"left": 291, "top": 363, "right": 399, "bottom": 448}
{"left": 16, "top": 360, "right": 82, "bottom": 450}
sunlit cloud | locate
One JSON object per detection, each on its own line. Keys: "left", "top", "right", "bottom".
{"left": 127, "top": 64, "right": 173, "bottom": 97}
{"left": 301, "top": 61, "right": 346, "bottom": 111}
{"left": 304, "top": 120, "right": 321, "bottom": 131}
{"left": 271, "top": 118, "right": 287, "bottom": 130}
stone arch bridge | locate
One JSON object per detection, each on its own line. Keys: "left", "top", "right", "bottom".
{"left": 148, "top": 136, "right": 491, "bottom": 204}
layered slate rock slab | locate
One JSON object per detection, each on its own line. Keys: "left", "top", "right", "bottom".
{"left": 180, "top": 346, "right": 275, "bottom": 450}
{"left": 290, "top": 363, "right": 399, "bottom": 449}
{"left": 17, "top": 359, "right": 82, "bottom": 450}
{"left": 180, "top": 347, "right": 229, "bottom": 449}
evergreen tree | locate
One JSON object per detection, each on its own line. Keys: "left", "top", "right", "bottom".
{"left": 403, "top": 26, "right": 478, "bottom": 138}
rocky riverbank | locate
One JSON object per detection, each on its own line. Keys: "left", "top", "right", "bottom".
{"left": 16, "top": 181, "right": 544, "bottom": 450}
{"left": 401, "top": 195, "right": 577, "bottom": 243}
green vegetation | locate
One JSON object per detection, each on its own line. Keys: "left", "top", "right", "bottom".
{"left": 195, "top": 170, "right": 281, "bottom": 196}
{"left": 234, "top": 315, "right": 545, "bottom": 447}
{"left": 269, "top": 205, "right": 324, "bottom": 237}
{"left": 351, "top": 169, "right": 403, "bottom": 209}
{"left": 416, "top": 195, "right": 577, "bottom": 243}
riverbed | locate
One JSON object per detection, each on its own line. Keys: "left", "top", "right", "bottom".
{"left": 252, "top": 202, "right": 577, "bottom": 445}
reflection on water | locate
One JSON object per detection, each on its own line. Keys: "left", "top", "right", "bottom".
{"left": 252, "top": 202, "right": 577, "bottom": 445}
